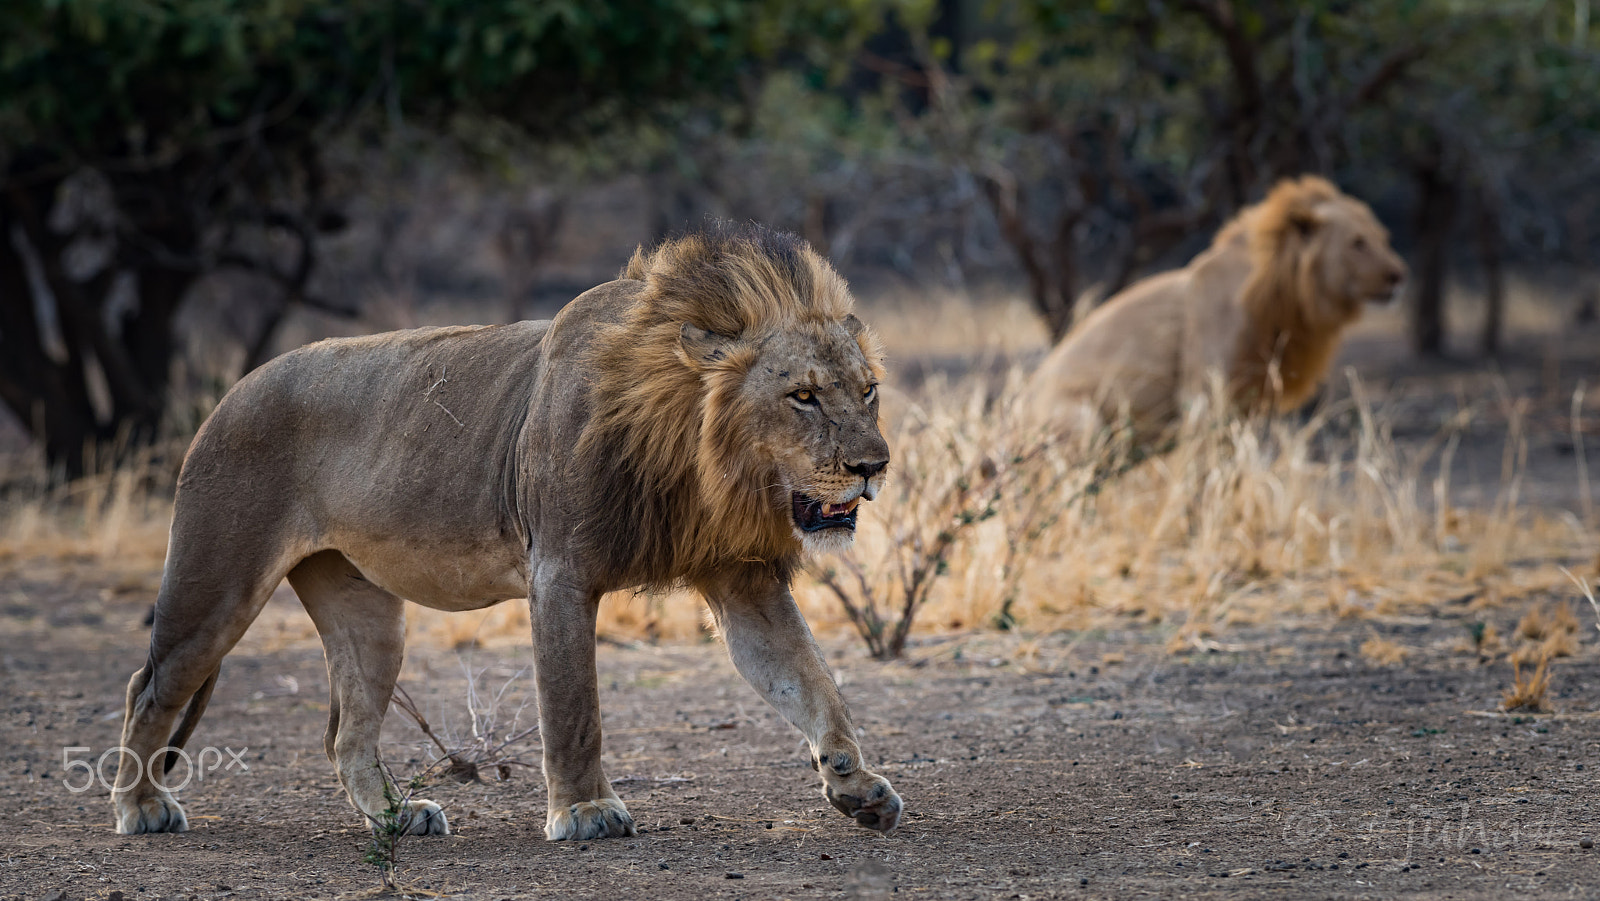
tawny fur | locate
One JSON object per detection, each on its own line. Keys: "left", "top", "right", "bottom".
{"left": 1026, "top": 175, "right": 1407, "bottom": 447}
{"left": 112, "top": 222, "right": 903, "bottom": 844}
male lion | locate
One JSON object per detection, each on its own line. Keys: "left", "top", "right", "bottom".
{"left": 1026, "top": 175, "right": 1407, "bottom": 447}
{"left": 114, "top": 223, "right": 902, "bottom": 841}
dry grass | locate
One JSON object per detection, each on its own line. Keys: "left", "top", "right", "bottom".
{"left": 790, "top": 361, "right": 1591, "bottom": 657}
{"left": 1516, "top": 602, "right": 1581, "bottom": 642}
{"left": 1501, "top": 656, "right": 1554, "bottom": 713}
{"left": 0, "top": 447, "right": 176, "bottom": 588}
{"left": 2, "top": 291, "right": 1593, "bottom": 657}
{"left": 1361, "top": 637, "right": 1410, "bottom": 667}
{"left": 2, "top": 370, "right": 1589, "bottom": 655}
{"left": 1508, "top": 601, "right": 1582, "bottom": 666}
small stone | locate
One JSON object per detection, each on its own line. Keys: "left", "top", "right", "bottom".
{"left": 1582, "top": 838, "right": 1595, "bottom": 849}
{"left": 658, "top": 862, "right": 669, "bottom": 870}
{"left": 819, "top": 853, "right": 833, "bottom": 860}
{"left": 725, "top": 872, "right": 744, "bottom": 879}
{"left": 680, "top": 816, "right": 697, "bottom": 825}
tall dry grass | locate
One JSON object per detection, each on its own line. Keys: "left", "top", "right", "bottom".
{"left": 793, "top": 361, "right": 1594, "bottom": 657}
{"left": 2, "top": 288, "right": 1592, "bottom": 657}
{"left": 0, "top": 443, "right": 176, "bottom": 589}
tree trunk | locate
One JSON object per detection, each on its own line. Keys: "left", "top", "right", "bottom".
{"left": 0, "top": 159, "right": 199, "bottom": 478}
{"left": 980, "top": 171, "right": 1075, "bottom": 343}
{"left": 0, "top": 195, "right": 101, "bottom": 478}
{"left": 1476, "top": 191, "right": 1504, "bottom": 358}
{"left": 1409, "top": 155, "right": 1456, "bottom": 357}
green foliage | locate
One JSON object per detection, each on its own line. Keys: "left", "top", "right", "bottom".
{"left": 0, "top": 0, "right": 878, "bottom": 158}
{"left": 362, "top": 764, "right": 435, "bottom": 890}
{"left": 0, "top": 1, "right": 879, "bottom": 474}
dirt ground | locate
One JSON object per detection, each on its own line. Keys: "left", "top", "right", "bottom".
{"left": 3, "top": 552, "right": 1599, "bottom": 901}
{"left": 6, "top": 322, "right": 1600, "bottom": 901}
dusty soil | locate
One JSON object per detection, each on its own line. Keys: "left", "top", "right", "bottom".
{"left": 5, "top": 324, "right": 1600, "bottom": 901}
{"left": 3, "top": 557, "right": 1599, "bottom": 901}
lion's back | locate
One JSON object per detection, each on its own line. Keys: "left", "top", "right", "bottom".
{"left": 176, "top": 320, "right": 552, "bottom": 536}
{"left": 1026, "top": 269, "right": 1192, "bottom": 438}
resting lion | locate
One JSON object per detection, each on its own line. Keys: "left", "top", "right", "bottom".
{"left": 114, "top": 223, "right": 902, "bottom": 841}
{"left": 1026, "top": 175, "right": 1407, "bottom": 447}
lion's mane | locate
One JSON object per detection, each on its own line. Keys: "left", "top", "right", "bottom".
{"left": 1227, "top": 174, "right": 1353, "bottom": 409}
{"left": 576, "top": 223, "right": 883, "bottom": 588}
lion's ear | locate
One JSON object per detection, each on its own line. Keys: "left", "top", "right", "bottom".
{"left": 842, "top": 314, "right": 867, "bottom": 338}
{"left": 679, "top": 323, "right": 738, "bottom": 369}
{"left": 1287, "top": 204, "right": 1320, "bottom": 237}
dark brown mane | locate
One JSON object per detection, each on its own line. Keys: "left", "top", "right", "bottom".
{"left": 576, "top": 222, "right": 869, "bottom": 589}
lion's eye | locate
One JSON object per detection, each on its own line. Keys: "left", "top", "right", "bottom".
{"left": 790, "top": 388, "right": 818, "bottom": 406}
{"left": 863, "top": 385, "right": 877, "bottom": 403}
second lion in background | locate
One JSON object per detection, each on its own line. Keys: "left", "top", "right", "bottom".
{"left": 1026, "top": 175, "right": 1408, "bottom": 451}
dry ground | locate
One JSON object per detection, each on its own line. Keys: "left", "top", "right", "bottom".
{"left": 5, "top": 294, "right": 1600, "bottom": 900}
{"left": 3, "top": 556, "right": 1600, "bottom": 901}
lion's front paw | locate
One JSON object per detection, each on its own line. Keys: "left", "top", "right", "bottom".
{"left": 815, "top": 750, "right": 901, "bottom": 833}
{"left": 824, "top": 772, "right": 902, "bottom": 832}
{"left": 545, "top": 797, "right": 636, "bottom": 841}
{"left": 115, "top": 792, "right": 189, "bottom": 835}
{"left": 397, "top": 800, "right": 450, "bottom": 835}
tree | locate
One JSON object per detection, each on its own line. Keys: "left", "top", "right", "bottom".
{"left": 882, "top": 1, "right": 1600, "bottom": 348}
{"left": 0, "top": 0, "right": 870, "bottom": 477}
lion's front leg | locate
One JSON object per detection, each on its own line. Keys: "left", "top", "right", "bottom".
{"left": 701, "top": 569, "right": 902, "bottom": 834}
{"left": 530, "top": 567, "right": 635, "bottom": 841}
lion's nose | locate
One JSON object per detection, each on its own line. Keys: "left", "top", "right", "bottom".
{"left": 845, "top": 459, "right": 888, "bottom": 479}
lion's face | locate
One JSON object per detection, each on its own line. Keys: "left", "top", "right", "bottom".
{"left": 683, "top": 316, "right": 888, "bottom": 556}
{"left": 1310, "top": 199, "right": 1408, "bottom": 320}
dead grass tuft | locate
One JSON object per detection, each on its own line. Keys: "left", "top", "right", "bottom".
{"left": 1501, "top": 656, "right": 1554, "bottom": 713}
{"left": 1516, "top": 602, "right": 1579, "bottom": 642}
{"left": 1360, "top": 637, "right": 1409, "bottom": 667}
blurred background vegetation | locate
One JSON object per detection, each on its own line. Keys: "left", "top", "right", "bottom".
{"left": 3, "top": 0, "right": 1598, "bottom": 478}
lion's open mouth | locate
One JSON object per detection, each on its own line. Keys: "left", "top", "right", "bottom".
{"left": 1371, "top": 286, "right": 1402, "bottom": 306}
{"left": 792, "top": 493, "right": 861, "bottom": 532}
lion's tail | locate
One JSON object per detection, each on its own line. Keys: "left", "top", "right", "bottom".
{"left": 162, "top": 666, "right": 221, "bottom": 774}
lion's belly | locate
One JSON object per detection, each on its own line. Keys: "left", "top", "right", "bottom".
{"left": 336, "top": 538, "right": 530, "bottom": 611}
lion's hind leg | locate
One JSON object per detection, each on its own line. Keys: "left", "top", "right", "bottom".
{"left": 288, "top": 551, "right": 447, "bottom": 835}
{"left": 115, "top": 549, "right": 290, "bottom": 834}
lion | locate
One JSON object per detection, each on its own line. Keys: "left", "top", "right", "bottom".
{"left": 113, "top": 222, "right": 903, "bottom": 842}
{"left": 1025, "top": 175, "right": 1407, "bottom": 448}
